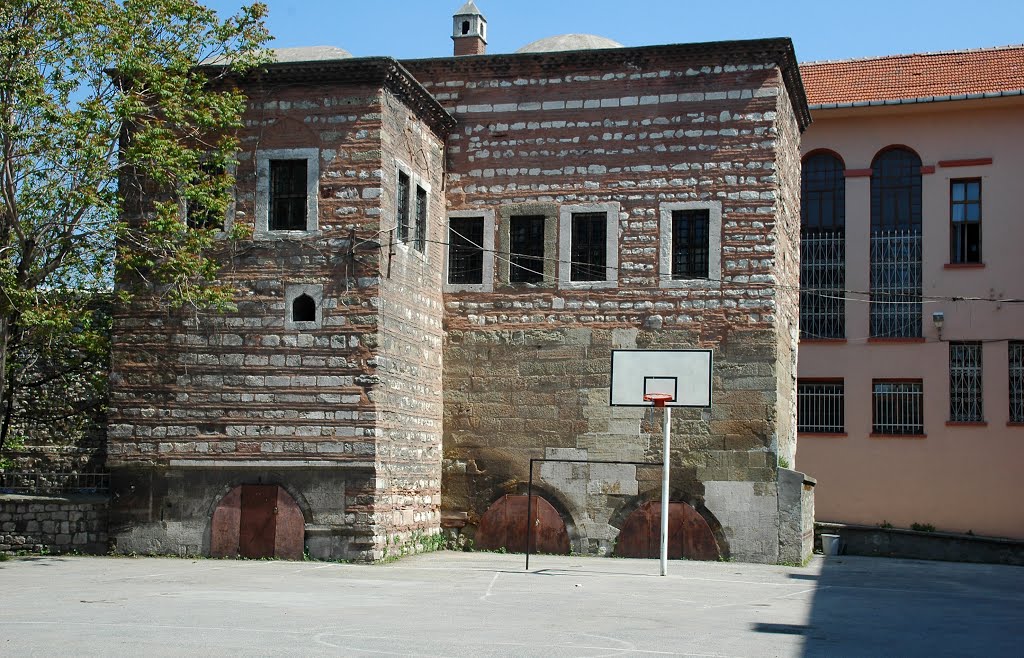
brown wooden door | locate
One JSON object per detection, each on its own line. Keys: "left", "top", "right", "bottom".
{"left": 212, "top": 484, "right": 305, "bottom": 560}
{"left": 613, "top": 501, "right": 720, "bottom": 561}
{"left": 475, "top": 494, "right": 570, "bottom": 555}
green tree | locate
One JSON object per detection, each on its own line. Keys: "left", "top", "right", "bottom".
{"left": 0, "top": 0, "right": 269, "bottom": 455}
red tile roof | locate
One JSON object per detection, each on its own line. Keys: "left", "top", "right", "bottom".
{"left": 799, "top": 45, "right": 1024, "bottom": 106}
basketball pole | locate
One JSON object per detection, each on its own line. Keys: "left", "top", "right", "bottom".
{"left": 660, "top": 405, "right": 671, "bottom": 576}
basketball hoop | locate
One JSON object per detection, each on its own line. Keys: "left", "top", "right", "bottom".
{"left": 643, "top": 393, "right": 674, "bottom": 408}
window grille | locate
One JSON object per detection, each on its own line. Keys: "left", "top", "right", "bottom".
{"left": 671, "top": 209, "right": 710, "bottom": 279}
{"left": 448, "top": 216, "right": 484, "bottom": 284}
{"left": 397, "top": 171, "right": 411, "bottom": 242}
{"left": 510, "top": 215, "right": 545, "bottom": 283}
{"left": 1010, "top": 342, "right": 1024, "bottom": 423}
{"left": 949, "top": 342, "right": 983, "bottom": 422}
{"left": 950, "top": 179, "right": 982, "bottom": 264}
{"left": 870, "top": 230, "right": 922, "bottom": 338}
{"left": 570, "top": 212, "right": 607, "bottom": 281}
{"left": 269, "top": 160, "right": 307, "bottom": 230}
{"left": 797, "top": 381, "right": 845, "bottom": 433}
{"left": 414, "top": 186, "right": 427, "bottom": 252}
{"left": 800, "top": 230, "right": 845, "bottom": 339}
{"left": 872, "top": 380, "right": 924, "bottom": 435}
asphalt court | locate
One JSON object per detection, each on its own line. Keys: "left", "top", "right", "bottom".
{"left": 1, "top": 551, "right": 1022, "bottom": 656}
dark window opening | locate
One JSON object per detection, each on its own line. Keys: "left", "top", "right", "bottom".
{"left": 570, "top": 212, "right": 607, "bottom": 282}
{"left": 269, "top": 160, "right": 307, "bottom": 231}
{"left": 414, "top": 185, "right": 427, "bottom": 252}
{"left": 671, "top": 209, "right": 710, "bottom": 279}
{"left": 1010, "top": 342, "right": 1024, "bottom": 423}
{"left": 186, "top": 162, "right": 226, "bottom": 230}
{"left": 801, "top": 153, "right": 846, "bottom": 233}
{"left": 950, "top": 178, "right": 981, "bottom": 264}
{"left": 797, "top": 380, "right": 845, "bottom": 433}
{"left": 872, "top": 380, "right": 924, "bottom": 435}
{"left": 448, "top": 217, "right": 484, "bottom": 284}
{"left": 461, "top": 20, "right": 470, "bottom": 35}
{"left": 871, "top": 148, "right": 922, "bottom": 233}
{"left": 949, "top": 341, "right": 983, "bottom": 422}
{"left": 510, "top": 215, "right": 545, "bottom": 283}
{"left": 292, "top": 294, "right": 316, "bottom": 323}
{"left": 397, "top": 171, "right": 411, "bottom": 242}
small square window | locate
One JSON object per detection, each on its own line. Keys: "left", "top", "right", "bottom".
{"left": 797, "top": 380, "right": 845, "bottom": 433}
{"left": 672, "top": 209, "right": 710, "bottom": 279}
{"left": 269, "top": 160, "right": 308, "bottom": 231}
{"left": 448, "top": 216, "right": 485, "bottom": 285}
{"left": 510, "top": 215, "right": 545, "bottom": 283}
{"left": 872, "top": 380, "right": 924, "bottom": 436}
{"left": 284, "top": 284, "right": 323, "bottom": 330}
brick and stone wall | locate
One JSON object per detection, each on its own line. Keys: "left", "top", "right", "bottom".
{"left": 0, "top": 495, "right": 108, "bottom": 555}
{"left": 406, "top": 43, "right": 812, "bottom": 562}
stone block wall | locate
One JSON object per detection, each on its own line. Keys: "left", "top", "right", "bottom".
{"left": 0, "top": 495, "right": 108, "bottom": 555}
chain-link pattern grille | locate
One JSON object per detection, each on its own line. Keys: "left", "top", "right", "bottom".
{"left": 1010, "top": 342, "right": 1024, "bottom": 423}
{"left": 800, "top": 230, "right": 845, "bottom": 339}
{"left": 797, "top": 381, "right": 845, "bottom": 433}
{"left": 870, "top": 230, "right": 922, "bottom": 338}
{"left": 872, "top": 380, "right": 924, "bottom": 435}
{"left": 949, "top": 342, "right": 983, "bottom": 422}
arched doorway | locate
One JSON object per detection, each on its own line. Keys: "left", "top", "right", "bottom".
{"left": 613, "top": 501, "right": 720, "bottom": 560}
{"left": 211, "top": 484, "right": 305, "bottom": 560}
{"left": 475, "top": 494, "right": 570, "bottom": 554}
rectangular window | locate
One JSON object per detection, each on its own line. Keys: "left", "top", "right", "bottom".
{"left": 872, "top": 380, "right": 924, "bottom": 435}
{"left": 950, "top": 179, "right": 981, "bottom": 264}
{"left": 186, "top": 163, "right": 226, "bottom": 230}
{"left": 509, "top": 215, "right": 545, "bottom": 283}
{"left": 414, "top": 186, "right": 427, "bottom": 252}
{"left": 949, "top": 342, "right": 983, "bottom": 422}
{"left": 397, "top": 171, "right": 411, "bottom": 242}
{"left": 447, "top": 216, "right": 484, "bottom": 285}
{"left": 269, "top": 160, "right": 308, "bottom": 231}
{"left": 797, "top": 380, "right": 845, "bottom": 434}
{"left": 570, "top": 212, "right": 607, "bottom": 281}
{"left": 1010, "top": 342, "right": 1024, "bottom": 423}
{"left": 671, "top": 209, "right": 710, "bottom": 279}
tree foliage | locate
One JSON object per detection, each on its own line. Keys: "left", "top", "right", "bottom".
{"left": 0, "top": 0, "right": 269, "bottom": 455}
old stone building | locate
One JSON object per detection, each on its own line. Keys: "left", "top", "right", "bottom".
{"left": 107, "top": 2, "right": 815, "bottom": 564}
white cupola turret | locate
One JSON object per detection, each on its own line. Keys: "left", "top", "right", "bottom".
{"left": 452, "top": 1, "right": 487, "bottom": 56}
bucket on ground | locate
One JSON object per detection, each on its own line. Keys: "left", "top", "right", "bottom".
{"left": 821, "top": 533, "right": 842, "bottom": 556}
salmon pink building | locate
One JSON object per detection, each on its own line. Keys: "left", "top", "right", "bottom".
{"left": 796, "top": 46, "right": 1024, "bottom": 540}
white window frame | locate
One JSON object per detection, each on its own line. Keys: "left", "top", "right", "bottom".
{"left": 658, "top": 201, "right": 722, "bottom": 289}
{"left": 255, "top": 147, "right": 319, "bottom": 238}
{"left": 558, "top": 201, "right": 620, "bottom": 289}
{"left": 284, "top": 283, "right": 324, "bottom": 330}
{"left": 444, "top": 209, "right": 494, "bottom": 293}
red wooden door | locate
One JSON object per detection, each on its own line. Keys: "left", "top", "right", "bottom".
{"left": 613, "top": 501, "right": 720, "bottom": 561}
{"left": 239, "top": 484, "right": 279, "bottom": 558}
{"left": 212, "top": 485, "right": 305, "bottom": 560}
{"left": 475, "top": 494, "right": 570, "bottom": 555}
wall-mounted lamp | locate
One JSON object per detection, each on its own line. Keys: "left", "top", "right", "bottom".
{"left": 932, "top": 311, "right": 945, "bottom": 340}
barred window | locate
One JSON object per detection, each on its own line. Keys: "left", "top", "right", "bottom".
{"left": 950, "top": 179, "right": 981, "bottom": 264}
{"left": 797, "top": 380, "right": 845, "bottom": 434}
{"left": 397, "top": 171, "right": 411, "bottom": 242}
{"left": 510, "top": 215, "right": 545, "bottom": 283}
{"left": 949, "top": 342, "right": 983, "bottom": 422}
{"left": 671, "top": 209, "right": 710, "bottom": 279}
{"left": 1010, "top": 342, "right": 1024, "bottom": 423}
{"left": 447, "top": 216, "right": 484, "bottom": 285}
{"left": 570, "top": 212, "right": 607, "bottom": 282}
{"left": 269, "top": 160, "right": 308, "bottom": 231}
{"left": 414, "top": 185, "right": 427, "bottom": 252}
{"left": 872, "top": 380, "right": 924, "bottom": 435}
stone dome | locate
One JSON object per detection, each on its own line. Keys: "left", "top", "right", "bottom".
{"left": 271, "top": 46, "right": 354, "bottom": 62}
{"left": 516, "top": 34, "right": 624, "bottom": 54}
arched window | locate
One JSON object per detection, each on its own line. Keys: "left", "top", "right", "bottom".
{"left": 801, "top": 151, "right": 845, "bottom": 233}
{"left": 871, "top": 147, "right": 922, "bottom": 232}
{"left": 291, "top": 294, "right": 316, "bottom": 323}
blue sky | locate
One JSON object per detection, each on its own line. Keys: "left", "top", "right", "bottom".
{"left": 206, "top": 0, "right": 1023, "bottom": 63}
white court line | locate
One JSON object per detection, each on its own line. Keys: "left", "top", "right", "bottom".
{"left": 479, "top": 571, "right": 500, "bottom": 601}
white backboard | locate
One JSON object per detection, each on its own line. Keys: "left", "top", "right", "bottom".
{"left": 609, "top": 349, "right": 713, "bottom": 407}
